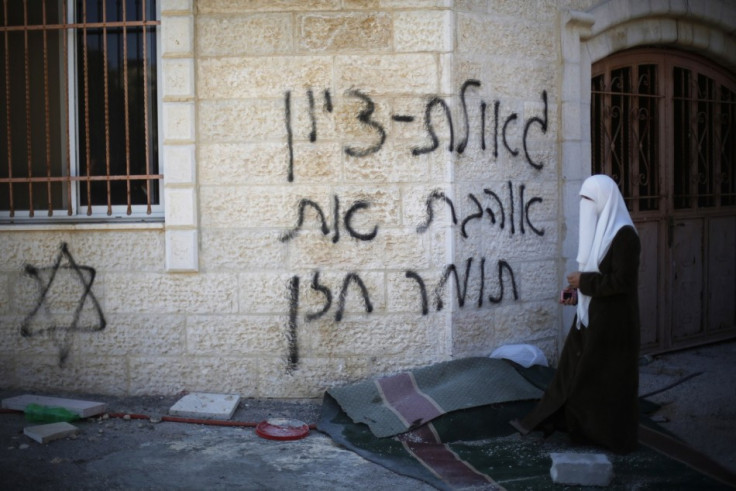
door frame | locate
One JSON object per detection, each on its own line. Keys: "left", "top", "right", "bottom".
{"left": 559, "top": 3, "right": 736, "bottom": 354}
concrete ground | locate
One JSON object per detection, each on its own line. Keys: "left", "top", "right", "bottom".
{"left": 1, "top": 339, "right": 734, "bottom": 490}
{"left": 637, "top": 339, "right": 736, "bottom": 476}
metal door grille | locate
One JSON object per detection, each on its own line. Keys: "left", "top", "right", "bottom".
{"left": 0, "top": 0, "right": 160, "bottom": 220}
{"left": 591, "top": 62, "right": 661, "bottom": 212}
{"left": 673, "top": 68, "right": 736, "bottom": 209}
{"left": 592, "top": 48, "right": 736, "bottom": 353}
{"left": 592, "top": 50, "right": 736, "bottom": 212}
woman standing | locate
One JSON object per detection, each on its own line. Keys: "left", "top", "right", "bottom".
{"left": 511, "top": 174, "right": 641, "bottom": 453}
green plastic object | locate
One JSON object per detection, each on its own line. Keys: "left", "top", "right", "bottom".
{"left": 24, "top": 403, "right": 80, "bottom": 423}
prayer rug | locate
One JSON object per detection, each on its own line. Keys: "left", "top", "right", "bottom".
{"left": 325, "top": 357, "right": 543, "bottom": 438}
{"left": 319, "top": 358, "right": 735, "bottom": 490}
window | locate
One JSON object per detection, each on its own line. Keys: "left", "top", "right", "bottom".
{"left": 591, "top": 61, "right": 661, "bottom": 212}
{"left": 672, "top": 65, "right": 736, "bottom": 209}
{"left": 0, "top": 0, "right": 161, "bottom": 222}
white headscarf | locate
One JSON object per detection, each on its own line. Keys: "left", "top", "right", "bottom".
{"left": 575, "top": 175, "right": 635, "bottom": 328}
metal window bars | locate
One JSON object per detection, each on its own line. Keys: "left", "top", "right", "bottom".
{"left": 0, "top": 0, "right": 160, "bottom": 219}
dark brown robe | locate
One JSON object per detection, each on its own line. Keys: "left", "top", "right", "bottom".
{"left": 514, "top": 225, "right": 641, "bottom": 453}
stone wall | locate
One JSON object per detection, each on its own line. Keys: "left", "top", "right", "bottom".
{"left": 2, "top": 0, "right": 600, "bottom": 397}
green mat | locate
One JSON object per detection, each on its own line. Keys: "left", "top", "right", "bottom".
{"left": 326, "top": 357, "right": 542, "bottom": 438}
{"left": 318, "top": 359, "right": 734, "bottom": 490}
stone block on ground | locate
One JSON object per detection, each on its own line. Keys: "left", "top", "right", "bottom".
{"left": 549, "top": 452, "right": 613, "bottom": 487}
{"left": 2, "top": 395, "right": 107, "bottom": 418}
{"left": 23, "top": 422, "right": 79, "bottom": 444}
{"left": 169, "top": 392, "right": 240, "bottom": 420}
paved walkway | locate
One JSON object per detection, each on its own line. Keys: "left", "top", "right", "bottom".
{"left": 1, "top": 340, "right": 734, "bottom": 489}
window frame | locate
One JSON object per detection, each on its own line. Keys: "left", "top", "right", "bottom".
{"left": 0, "top": 0, "right": 163, "bottom": 224}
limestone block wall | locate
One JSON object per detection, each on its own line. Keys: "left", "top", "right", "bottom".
{"left": 0, "top": 0, "right": 601, "bottom": 397}
{"left": 448, "top": 1, "right": 572, "bottom": 359}
{"left": 193, "top": 0, "right": 469, "bottom": 396}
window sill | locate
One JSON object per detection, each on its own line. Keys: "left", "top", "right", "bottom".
{"left": 0, "top": 220, "right": 164, "bottom": 232}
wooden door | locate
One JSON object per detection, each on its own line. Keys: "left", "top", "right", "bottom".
{"left": 592, "top": 49, "right": 736, "bottom": 354}
{"left": 708, "top": 217, "right": 736, "bottom": 333}
{"left": 669, "top": 218, "right": 704, "bottom": 341}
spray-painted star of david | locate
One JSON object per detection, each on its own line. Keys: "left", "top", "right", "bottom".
{"left": 20, "top": 242, "right": 106, "bottom": 365}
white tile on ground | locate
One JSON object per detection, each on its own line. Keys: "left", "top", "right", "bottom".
{"left": 550, "top": 452, "right": 613, "bottom": 487}
{"left": 169, "top": 393, "right": 241, "bottom": 420}
{"left": 24, "top": 422, "right": 79, "bottom": 444}
{"left": 2, "top": 395, "right": 107, "bottom": 418}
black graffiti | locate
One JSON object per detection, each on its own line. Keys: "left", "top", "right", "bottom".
{"left": 434, "top": 259, "right": 473, "bottom": 311}
{"left": 481, "top": 101, "right": 487, "bottom": 151}
{"left": 335, "top": 273, "right": 374, "bottom": 322}
{"left": 407, "top": 258, "right": 518, "bottom": 314}
{"left": 284, "top": 82, "right": 550, "bottom": 181}
{"left": 280, "top": 195, "right": 378, "bottom": 243}
{"left": 493, "top": 100, "right": 500, "bottom": 158}
{"left": 286, "top": 270, "right": 374, "bottom": 370}
{"left": 484, "top": 187, "right": 505, "bottom": 229}
{"left": 285, "top": 89, "right": 334, "bottom": 181}
{"left": 525, "top": 195, "right": 545, "bottom": 236}
{"left": 416, "top": 190, "right": 458, "bottom": 233}
{"left": 323, "top": 89, "right": 333, "bottom": 112}
{"left": 344, "top": 201, "right": 378, "bottom": 241}
{"left": 477, "top": 258, "right": 486, "bottom": 307}
{"left": 279, "top": 199, "right": 329, "bottom": 242}
{"left": 507, "top": 181, "right": 516, "bottom": 234}
{"left": 412, "top": 97, "right": 454, "bottom": 156}
{"left": 293, "top": 271, "right": 373, "bottom": 322}
{"left": 405, "top": 271, "right": 428, "bottom": 315}
{"left": 287, "top": 276, "right": 299, "bottom": 372}
{"left": 487, "top": 260, "right": 518, "bottom": 303}
{"left": 392, "top": 114, "right": 415, "bottom": 123}
{"left": 418, "top": 182, "right": 545, "bottom": 238}
{"left": 344, "top": 89, "right": 386, "bottom": 158}
{"left": 20, "top": 242, "right": 106, "bottom": 367}
{"left": 285, "top": 257, "right": 520, "bottom": 369}
{"left": 331, "top": 195, "right": 340, "bottom": 243}
{"left": 307, "top": 89, "right": 317, "bottom": 143}
{"left": 457, "top": 79, "right": 481, "bottom": 154}
{"left": 503, "top": 112, "right": 519, "bottom": 157}
{"left": 284, "top": 91, "right": 294, "bottom": 182}
{"left": 523, "top": 90, "right": 548, "bottom": 169}
{"left": 460, "top": 194, "right": 484, "bottom": 238}
{"left": 306, "top": 271, "right": 332, "bottom": 322}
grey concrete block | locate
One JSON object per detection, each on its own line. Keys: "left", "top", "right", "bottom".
{"left": 169, "top": 392, "right": 240, "bottom": 420}
{"left": 2, "top": 395, "right": 107, "bottom": 418}
{"left": 24, "top": 422, "right": 79, "bottom": 444}
{"left": 550, "top": 452, "right": 613, "bottom": 487}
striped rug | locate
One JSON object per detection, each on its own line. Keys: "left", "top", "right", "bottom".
{"left": 326, "top": 357, "right": 543, "bottom": 438}
{"left": 319, "top": 358, "right": 734, "bottom": 490}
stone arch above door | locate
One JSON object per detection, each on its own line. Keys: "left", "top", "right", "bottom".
{"left": 558, "top": 0, "right": 736, "bottom": 341}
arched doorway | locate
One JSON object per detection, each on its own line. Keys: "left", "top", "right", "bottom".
{"left": 591, "top": 48, "right": 736, "bottom": 353}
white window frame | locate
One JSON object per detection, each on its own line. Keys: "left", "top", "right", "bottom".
{"left": 0, "top": 0, "right": 164, "bottom": 223}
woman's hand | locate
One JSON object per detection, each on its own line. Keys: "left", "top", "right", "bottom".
{"left": 560, "top": 287, "right": 578, "bottom": 305}
{"left": 566, "top": 271, "right": 581, "bottom": 289}
{"left": 559, "top": 271, "right": 581, "bottom": 305}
